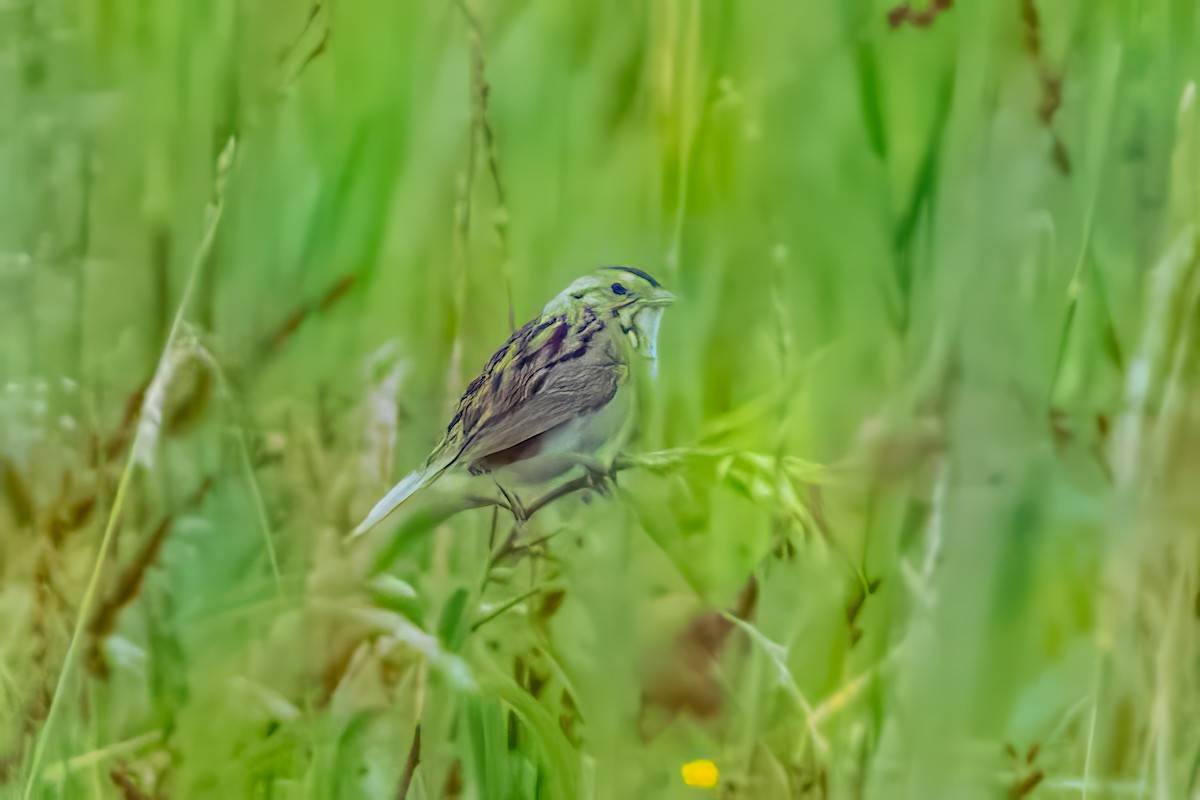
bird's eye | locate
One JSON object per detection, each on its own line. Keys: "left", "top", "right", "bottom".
{"left": 611, "top": 283, "right": 628, "bottom": 296}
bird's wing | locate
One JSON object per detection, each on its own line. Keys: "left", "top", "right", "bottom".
{"left": 460, "top": 359, "right": 626, "bottom": 464}
{"left": 443, "top": 307, "right": 628, "bottom": 466}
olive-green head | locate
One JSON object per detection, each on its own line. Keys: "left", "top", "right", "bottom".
{"left": 544, "top": 266, "right": 675, "bottom": 363}
{"left": 545, "top": 266, "right": 674, "bottom": 316}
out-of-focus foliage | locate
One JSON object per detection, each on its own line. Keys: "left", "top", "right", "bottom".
{"left": 3, "top": 0, "right": 1200, "bottom": 797}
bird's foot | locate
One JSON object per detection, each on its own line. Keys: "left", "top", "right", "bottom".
{"left": 495, "top": 484, "right": 528, "bottom": 526}
{"left": 511, "top": 496, "right": 529, "bottom": 524}
{"left": 580, "top": 458, "right": 618, "bottom": 498}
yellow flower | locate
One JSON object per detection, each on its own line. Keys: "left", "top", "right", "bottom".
{"left": 681, "top": 759, "right": 719, "bottom": 788}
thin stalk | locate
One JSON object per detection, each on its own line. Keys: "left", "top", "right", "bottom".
{"left": 1081, "top": 654, "right": 1104, "bottom": 800}
{"left": 453, "top": 0, "right": 517, "bottom": 332}
{"left": 42, "top": 730, "right": 163, "bottom": 783}
{"left": 232, "top": 424, "right": 284, "bottom": 591}
{"left": 194, "top": 346, "right": 284, "bottom": 593}
{"left": 664, "top": 0, "right": 701, "bottom": 284}
{"left": 1047, "top": 45, "right": 1124, "bottom": 403}
{"left": 470, "top": 586, "right": 547, "bottom": 632}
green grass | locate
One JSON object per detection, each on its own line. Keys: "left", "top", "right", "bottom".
{"left": 3, "top": 0, "right": 1200, "bottom": 797}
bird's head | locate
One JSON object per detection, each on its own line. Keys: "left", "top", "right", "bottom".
{"left": 544, "top": 266, "right": 675, "bottom": 364}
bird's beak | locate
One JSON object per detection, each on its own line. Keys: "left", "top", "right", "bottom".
{"left": 646, "top": 287, "right": 675, "bottom": 307}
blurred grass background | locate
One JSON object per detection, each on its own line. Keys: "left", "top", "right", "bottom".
{"left": 3, "top": 0, "right": 1200, "bottom": 797}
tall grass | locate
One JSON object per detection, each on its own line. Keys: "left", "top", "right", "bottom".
{"left": 2, "top": 0, "right": 1199, "bottom": 797}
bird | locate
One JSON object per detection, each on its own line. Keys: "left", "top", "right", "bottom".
{"left": 351, "top": 266, "right": 675, "bottom": 537}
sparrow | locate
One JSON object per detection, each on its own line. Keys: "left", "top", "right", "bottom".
{"left": 352, "top": 266, "right": 674, "bottom": 536}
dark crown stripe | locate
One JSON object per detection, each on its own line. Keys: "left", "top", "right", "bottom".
{"left": 601, "top": 265, "right": 660, "bottom": 288}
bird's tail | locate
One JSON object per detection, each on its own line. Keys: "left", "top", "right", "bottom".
{"left": 350, "top": 457, "right": 451, "bottom": 539}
